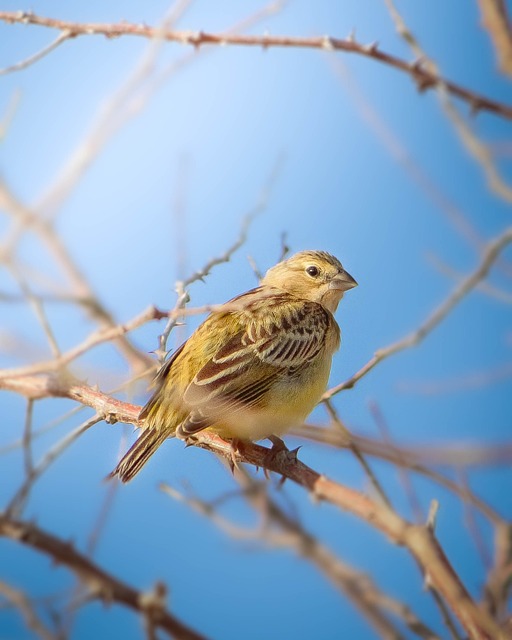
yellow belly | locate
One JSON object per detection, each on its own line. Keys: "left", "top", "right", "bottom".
{"left": 212, "top": 356, "right": 332, "bottom": 441}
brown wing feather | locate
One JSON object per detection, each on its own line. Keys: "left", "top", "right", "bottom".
{"left": 179, "top": 296, "right": 330, "bottom": 435}
{"left": 139, "top": 341, "right": 186, "bottom": 421}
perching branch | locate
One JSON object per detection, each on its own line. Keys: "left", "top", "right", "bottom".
{"left": 0, "top": 367, "right": 502, "bottom": 638}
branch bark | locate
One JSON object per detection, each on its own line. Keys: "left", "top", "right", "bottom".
{"left": 0, "top": 516, "right": 208, "bottom": 640}
{"left": 0, "top": 11, "right": 511, "bottom": 119}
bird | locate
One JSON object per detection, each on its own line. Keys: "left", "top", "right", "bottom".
{"left": 111, "top": 250, "right": 357, "bottom": 482}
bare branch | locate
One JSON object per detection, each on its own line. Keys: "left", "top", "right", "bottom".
{"left": 384, "top": 0, "right": 512, "bottom": 202}
{"left": 0, "top": 370, "right": 504, "bottom": 637}
{"left": 0, "top": 580, "right": 56, "bottom": 640}
{"left": 0, "top": 30, "right": 72, "bottom": 76}
{"left": 0, "top": 516, "right": 208, "bottom": 640}
{"left": 185, "top": 433, "right": 503, "bottom": 639}
{"left": 0, "top": 11, "right": 511, "bottom": 119}
{"left": 162, "top": 474, "right": 439, "bottom": 640}
{"left": 293, "top": 424, "right": 505, "bottom": 525}
{"left": 324, "top": 227, "right": 512, "bottom": 398}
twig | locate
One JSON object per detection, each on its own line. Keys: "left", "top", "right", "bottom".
{"left": 428, "top": 254, "right": 512, "bottom": 304}
{"left": 0, "top": 516, "right": 208, "bottom": 640}
{"left": 323, "top": 227, "right": 512, "bottom": 398}
{"left": 295, "top": 420, "right": 512, "bottom": 468}
{"left": 184, "top": 432, "right": 502, "bottom": 639}
{"left": 0, "top": 30, "right": 72, "bottom": 75}
{"left": 0, "top": 581, "right": 55, "bottom": 640}
{"left": 0, "top": 89, "right": 21, "bottom": 139}
{"left": 162, "top": 475, "right": 438, "bottom": 640}
{"left": 325, "top": 400, "right": 392, "bottom": 509}
{"left": 6, "top": 414, "right": 102, "bottom": 517}
{"left": 0, "top": 180, "right": 154, "bottom": 373}
{"left": 368, "top": 400, "right": 425, "bottom": 522}
{"left": 293, "top": 424, "right": 505, "bottom": 525}
{"left": 21, "top": 399, "right": 35, "bottom": 484}
{"left": 158, "top": 155, "right": 283, "bottom": 359}
{"left": 0, "top": 11, "right": 511, "bottom": 119}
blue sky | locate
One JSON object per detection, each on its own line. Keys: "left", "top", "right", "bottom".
{"left": 1, "top": 2, "right": 511, "bottom": 638}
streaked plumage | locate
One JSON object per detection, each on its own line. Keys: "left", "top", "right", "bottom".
{"left": 111, "top": 250, "right": 357, "bottom": 482}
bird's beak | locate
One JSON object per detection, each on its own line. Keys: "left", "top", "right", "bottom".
{"left": 329, "top": 270, "right": 358, "bottom": 292}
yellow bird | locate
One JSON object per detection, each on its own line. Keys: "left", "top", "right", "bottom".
{"left": 111, "top": 250, "right": 357, "bottom": 481}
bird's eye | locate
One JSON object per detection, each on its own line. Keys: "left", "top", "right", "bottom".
{"left": 306, "top": 265, "right": 320, "bottom": 277}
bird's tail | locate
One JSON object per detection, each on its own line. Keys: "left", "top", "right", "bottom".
{"left": 109, "top": 428, "right": 169, "bottom": 483}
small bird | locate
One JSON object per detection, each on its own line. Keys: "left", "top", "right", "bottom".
{"left": 111, "top": 250, "right": 357, "bottom": 482}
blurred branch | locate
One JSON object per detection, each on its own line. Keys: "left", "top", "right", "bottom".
{"left": 330, "top": 56, "right": 512, "bottom": 279}
{"left": 293, "top": 424, "right": 512, "bottom": 470}
{"left": 397, "top": 361, "right": 512, "bottom": 395}
{"left": 0, "top": 90, "right": 21, "bottom": 140}
{"left": 162, "top": 473, "right": 439, "bottom": 640}
{"left": 0, "top": 516, "right": 208, "bottom": 640}
{"left": 325, "top": 400, "right": 393, "bottom": 509}
{"left": 0, "top": 375, "right": 503, "bottom": 636}
{"left": 0, "top": 180, "right": 154, "bottom": 373}
{"left": 186, "top": 433, "right": 502, "bottom": 639}
{"left": 158, "top": 152, "right": 284, "bottom": 359}
{"left": 0, "top": 581, "right": 56, "bottom": 640}
{"left": 428, "top": 253, "right": 512, "bottom": 304}
{"left": 0, "top": 30, "right": 72, "bottom": 75}
{"left": 294, "top": 426, "right": 504, "bottom": 526}
{"left": 477, "top": 0, "right": 512, "bottom": 76}
{"left": 323, "top": 226, "right": 512, "bottom": 398}
{"left": 384, "top": 0, "right": 512, "bottom": 203}
{"left": 0, "top": 11, "right": 511, "bottom": 119}
{"left": 6, "top": 414, "right": 102, "bottom": 518}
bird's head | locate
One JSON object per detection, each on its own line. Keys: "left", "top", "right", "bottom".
{"left": 261, "top": 250, "right": 357, "bottom": 313}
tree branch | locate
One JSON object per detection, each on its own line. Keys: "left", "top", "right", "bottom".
{"left": 324, "top": 226, "right": 512, "bottom": 398}
{"left": 0, "top": 516, "right": 208, "bottom": 640}
{"left": 0, "top": 11, "right": 511, "bottom": 119}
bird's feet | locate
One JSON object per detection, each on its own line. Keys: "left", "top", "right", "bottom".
{"left": 227, "top": 438, "right": 245, "bottom": 474}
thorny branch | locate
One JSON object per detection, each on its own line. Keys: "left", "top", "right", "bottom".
{"left": 1, "top": 11, "right": 511, "bottom": 120}
{"left": 1, "top": 5, "right": 511, "bottom": 637}
{"left": 162, "top": 471, "right": 439, "bottom": 640}
{"left": 180, "top": 432, "right": 503, "bottom": 639}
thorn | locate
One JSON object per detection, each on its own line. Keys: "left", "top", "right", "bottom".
{"left": 470, "top": 98, "right": 483, "bottom": 117}
{"left": 410, "top": 56, "right": 425, "bottom": 72}
{"left": 322, "top": 35, "right": 334, "bottom": 51}
{"left": 426, "top": 499, "right": 439, "bottom": 532}
{"left": 346, "top": 28, "right": 356, "bottom": 43}
{"left": 189, "top": 31, "right": 203, "bottom": 51}
{"left": 364, "top": 41, "right": 379, "bottom": 54}
{"left": 289, "top": 445, "right": 302, "bottom": 461}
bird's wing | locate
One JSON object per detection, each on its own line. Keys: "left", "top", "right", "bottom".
{"left": 180, "top": 297, "right": 330, "bottom": 434}
{"left": 139, "top": 341, "right": 187, "bottom": 421}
